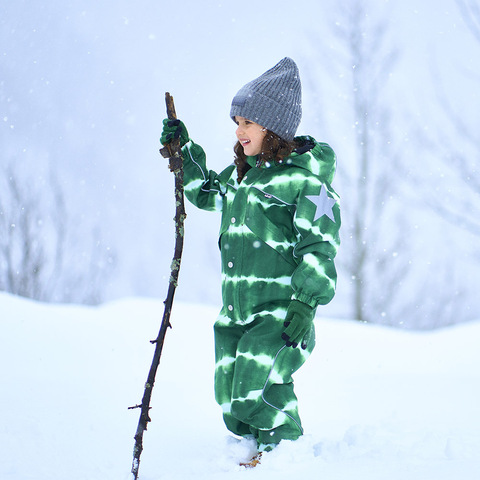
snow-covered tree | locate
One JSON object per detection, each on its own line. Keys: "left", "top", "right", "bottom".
{"left": 324, "top": 1, "right": 415, "bottom": 325}
{"left": 0, "top": 159, "right": 116, "bottom": 304}
{"left": 427, "top": 0, "right": 480, "bottom": 236}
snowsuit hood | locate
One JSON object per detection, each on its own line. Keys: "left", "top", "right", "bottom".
{"left": 289, "top": 135, "right": 337, "bottom": 184}
{"left": 246, "top": 135, "right": 337, "bottom": 185}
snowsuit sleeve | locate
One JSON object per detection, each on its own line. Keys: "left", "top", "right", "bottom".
{"left": 181, "top": 140, "right": 235, "bottom": 213}
{"left": 291, "top": 178, "right": 341, "bottom": 309}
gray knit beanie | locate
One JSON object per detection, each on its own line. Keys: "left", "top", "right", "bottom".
{"left": 230, "top": 57, "right": 302, "bottom": 141}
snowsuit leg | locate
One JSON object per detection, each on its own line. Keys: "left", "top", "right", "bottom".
{"left": 213, "top": 306, "right": 315, "bottom": 451}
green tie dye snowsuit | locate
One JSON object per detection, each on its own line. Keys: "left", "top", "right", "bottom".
{"left": 181, "top": 136, "right": 340, "bottom": 451}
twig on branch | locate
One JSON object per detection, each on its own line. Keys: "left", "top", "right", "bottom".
{"left": 130, "top": 92, "right": 186, "bottom": 480}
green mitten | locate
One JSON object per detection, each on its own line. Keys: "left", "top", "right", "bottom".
{"left": 160, "top": 118, "right": 190, "bottom": 147}
{"left": 282, "top": 300, "right": 314, "bottom": 349}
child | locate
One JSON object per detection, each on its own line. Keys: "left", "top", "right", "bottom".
{"left": 160, "top": 57, "right": 340, "bottom": 466}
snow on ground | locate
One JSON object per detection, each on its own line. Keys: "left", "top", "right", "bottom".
{"left": 1, "top": 292, "right": 479, "bottom": 479}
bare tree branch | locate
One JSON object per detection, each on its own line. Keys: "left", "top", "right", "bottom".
{"left": 456, "top": 0, "right": 480, "bottom": 42}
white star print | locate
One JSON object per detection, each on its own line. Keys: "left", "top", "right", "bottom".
{"left": 306, "top": 185, "right": 336, "bottom": 222}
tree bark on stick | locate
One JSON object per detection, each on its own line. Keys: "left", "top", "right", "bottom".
{"left": 130, "top": 92, "right": 186, "bottom": 480}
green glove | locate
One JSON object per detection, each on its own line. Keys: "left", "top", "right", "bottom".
{"left": 160, "top": 118, "right": 190, "bottom": 147}
{"left": 281, "top": 300, "right": 315, "bottom": 349}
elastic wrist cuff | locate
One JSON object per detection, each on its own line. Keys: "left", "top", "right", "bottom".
{"left": 292, "top": 292, "right": 317, "bottom": 310}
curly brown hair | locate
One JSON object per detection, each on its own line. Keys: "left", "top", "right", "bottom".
{"left": 233, "top": 131, "right": 297, "bottom": 183}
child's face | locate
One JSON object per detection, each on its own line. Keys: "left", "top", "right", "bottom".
{"left": 234, "top": 116, "right": 266, "bottom": 156}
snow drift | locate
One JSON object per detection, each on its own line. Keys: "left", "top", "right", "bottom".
{"left": 1, "top": 292, "right": 479, "bottom": 479}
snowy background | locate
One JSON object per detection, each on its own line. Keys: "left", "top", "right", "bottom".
{"left": 1, "top": 292, "right": 479, "bottom": 479}
{"left": 2, "top": 0, "right": 479, "bottom": 327}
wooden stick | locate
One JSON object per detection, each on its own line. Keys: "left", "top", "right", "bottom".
{"left": 131, "top": 92, "right": 186, "bottom": 480}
